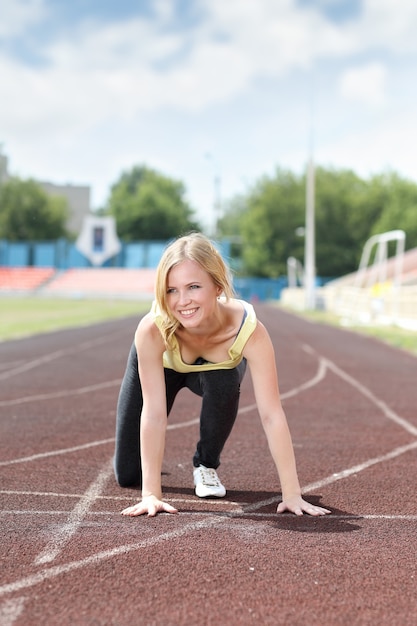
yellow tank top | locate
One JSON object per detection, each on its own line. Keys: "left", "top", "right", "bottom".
{"left": 151, "top": 299, "right": 257, "bottom": 372}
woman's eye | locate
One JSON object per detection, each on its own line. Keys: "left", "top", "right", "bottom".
{"left": 167, "top": 288, "right": 176, "bottom": 294}
{"left": 190, "top": 284, "right": 200, "bottom": 290}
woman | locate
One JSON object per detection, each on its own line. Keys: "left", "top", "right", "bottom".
{"left": 115, "top": 232, "right": 330, "bottom": 518}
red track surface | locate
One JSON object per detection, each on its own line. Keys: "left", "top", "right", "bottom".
{"left": 1, "top": 305, "right": 416, "bottom": 625}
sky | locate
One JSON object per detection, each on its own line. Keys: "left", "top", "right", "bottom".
{"left": 1, "top": 0, "right": 417, "bottom": 232}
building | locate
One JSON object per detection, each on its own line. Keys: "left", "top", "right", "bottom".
{"left": 38, "top": 181, "right": 90, "bottom": 235}
{"left": 0, "top": 147, "right": 90, "bottom": 235}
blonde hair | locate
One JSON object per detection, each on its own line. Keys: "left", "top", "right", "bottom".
{"left": 155, "top": 232, "right": 235, "bottom": 348}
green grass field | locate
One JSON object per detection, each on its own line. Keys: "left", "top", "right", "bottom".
{"left": 0, "top": 297, "right": 150, "bottom": 342}
{"left": 280, "top": 306, "right": 417, "bottom": 357}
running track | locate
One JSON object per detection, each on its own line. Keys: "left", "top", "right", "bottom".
{"left": 1, "top": 305, "right": 416, "bottom": 625}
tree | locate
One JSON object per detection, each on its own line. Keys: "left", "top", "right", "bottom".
{"left": 217, "top": 194, "right": 247, "bottom": 240}
{"left": 0, "top": 178, "right": 68, "bottom": 241}
{"left": 217, "top": 194, "right": 248, "bottom": 273}
{"left": 106, "top": 165, "right": 200, "bottom": 240}
{"left": 221, "top": 165, "right": 417, "bottom": 278}
{"left": 368, "top": 172, "right": 417, "bottom": 251}
{"left": 314, "top": 167, "right": 381, "bottom": 277}
{"left": 239, "top": 169, "right": 305, "bottom": 277}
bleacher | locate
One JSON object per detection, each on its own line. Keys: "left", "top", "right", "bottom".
{"left": 42, "top": 268, "right": 156, "bottom": 299}
{"left": 0, "top": 267, "right": 56, "bottom": 292}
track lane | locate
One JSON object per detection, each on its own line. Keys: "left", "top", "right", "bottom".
{"left": 1, "top": 305, "right": 416, "bottom": 625}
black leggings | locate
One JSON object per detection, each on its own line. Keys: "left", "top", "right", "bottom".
{"left": 114, "top": 342, "right": 247, "bottom": 487}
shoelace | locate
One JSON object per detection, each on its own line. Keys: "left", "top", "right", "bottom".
{"left": 199, "top": 468, "right": 220, "bottom": 486}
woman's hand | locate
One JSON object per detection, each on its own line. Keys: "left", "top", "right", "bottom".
{"left": 277, "top": 495, "right": 331, "bottom": 516}
{"left": 121, "top": 495, "right": 178, "bottom": 518}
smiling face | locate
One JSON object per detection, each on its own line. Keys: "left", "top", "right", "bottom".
{"left": 166, "top": 259, "right": 220, "bottom": 328}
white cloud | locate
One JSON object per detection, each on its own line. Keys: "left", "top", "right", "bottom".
{"left": 339, "top": 62, "right": 388, "bottom": 108}
{"left": 360, "top": 0, "right": 417, "bottom": 54}
{"left": 0, "top": 0, "right": 45, "bottom": 37}
{"left": 1, "top": 0, "right": 417, "bottom": 218}
{"left": 0, "top": 0, "right": 359, "bottom": 127}
{"left": 198, "top": 0, "right": 356, "bottom": 75}
{"left": 317, "top": 106, "right": 417, "bottom": 181}
{"left": 1, "top": 0, "right": 414, "bottom": 133}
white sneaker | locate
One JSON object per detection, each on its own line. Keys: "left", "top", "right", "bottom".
{"left": 193, "top": 465, "right": 226, "bottom": 498}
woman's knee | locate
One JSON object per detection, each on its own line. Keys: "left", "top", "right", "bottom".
{"left": 114, "top": 460, "right": 141, "bottom": 488}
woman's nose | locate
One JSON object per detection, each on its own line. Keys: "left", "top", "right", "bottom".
{"left": 178, "top": 290, "right": 191, "bottom": 305}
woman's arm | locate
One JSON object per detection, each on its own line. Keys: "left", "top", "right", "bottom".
{"left": 244, "top": 321, "right": 330, "bottom": 516}
{"left": 122, "top": 315, "right": 178, "bottom": 517}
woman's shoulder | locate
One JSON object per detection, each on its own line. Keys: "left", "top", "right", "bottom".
{"left": 242, "top": 318, "right": 271, "bottom": 358}
{"left": 135, "top": 311, "right": 165, "bottom": 349}
{"left": 228, "top": 298, "right": 257, "bottom": 324}
{"left": 135, "top": 300, "right": 162, "bottom": 331}
{"left": 224, "top": 297, "right": 255, "bottom": 314}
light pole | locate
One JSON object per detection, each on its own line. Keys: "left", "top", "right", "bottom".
{"left": 304, "top": 157, "right": 316, "bottom": 309}
{"left": 304, "top": 70, "right": 316, "bottom": 310}
{"left": 205, "top": 152, "right": 222, "bottom": 238}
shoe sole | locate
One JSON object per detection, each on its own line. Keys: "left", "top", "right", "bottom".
{"left": 195, "top": 487, "right": 226, "bottom": 498}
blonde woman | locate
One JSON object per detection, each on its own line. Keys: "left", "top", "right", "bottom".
{"left": 115, "top": 232, "right": 330, "bottom": 518}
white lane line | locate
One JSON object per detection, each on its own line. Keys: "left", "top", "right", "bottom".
{"left": 0, "top": 356, "right": 325, "bottom": 467}
{"left": 203, "top": 358, "right": 327, "bottom": 417}
{"left": 324, "top": 357, "right": 417, "bottom": 437}
{"left": 0, "top": 489, "right": 133, "bottom": 501}
{"left": 0, "top": 358, "right": 326, "bottom": 467}
{"left": 0, "top": 417, "right": 199, "bottom": 467}
{"left": 0, "top": 359, "right": 25, "bottom": 371}
{"left": 3, "top": 509, "right": 417, "bottom": 521}
{"left": 1, "top": 501, "right": 416, "bottom": 600}
{"left": 0, "top": 491, "right": 243, "bottom": 508}
{"left": 282, "top": 358, "right": 327, "bottom": 400}
{"left": 167, "top": 417, "right": 199, "bottom": 429}
{"left": 0, "top": 380, "right": 121, "bottom": 407}
{"left": 0, "top": 331, "right": 128, "bottom": 382}
{"left": 0, "top": 597, "right": 27, "bottom": 626}
{"left": 231, "top": 513, "right": 417, "bottom": 521}
{"left": 33, "top": 460, "right": 114, "bottom": 566}
{"left": 1, "top": 510, "right": 121, "bottom": 515}
{"left": 304, "top": 342, "right": 417, "bottom": 437}
{"left": 302, "top": 440, "right": 417, "bottom": 493}
{"left": 0, "top": 439, "right": 115, "bottom": 467}
{"left": 0, "top": 517, "right": 224, "bottom": 597}
{"left": 7, "top": 442, "right": 417, "bottom": 520}
{"left": 0, "top": 349, "right": 326, "bottom": 409}
{"left": 1, "top": 338, "right": 414, "bottom": 602}
{"left": 242, "top": 439, "right": 417, "bottom": 512}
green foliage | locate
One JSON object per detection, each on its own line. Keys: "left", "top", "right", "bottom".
{"left": 0, "top": 178, "right": 68, "bottom": 241}
{"left": 314, "top": 167, "right": 380, "bottom": 276}
{"left": 217, "top": 195, "right": 248, "bottom": 272}
{"left": 106, "top": 165, "right": 200, "bottom": 240}
{"left": 221, "top": 166, "right": 417, "bottom": 278}
{"left": 240, "top": 168, "right": 305, "bottom": 277}
{"left": 369, "top": 172, "right": 417, "bottom": 250}
{"left": 217, "top": 194, "right": 247, "bottom": 239}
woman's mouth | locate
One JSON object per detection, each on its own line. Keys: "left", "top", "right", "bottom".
{"left": 179, "top": 308, "right": 198, "bottom": 317}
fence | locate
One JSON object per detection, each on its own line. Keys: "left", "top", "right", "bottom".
{"left": 0, "top": 239, "right": 172, "bottom": 269}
